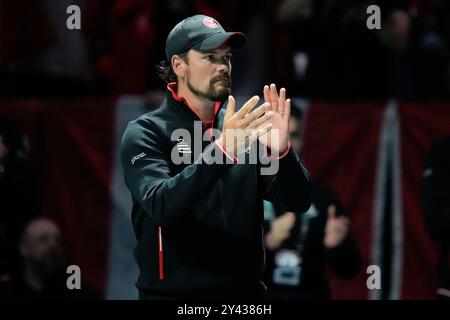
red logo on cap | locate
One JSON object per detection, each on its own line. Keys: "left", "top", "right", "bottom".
{"left": 203, "top": 17, "right": 220, "bottom": 29}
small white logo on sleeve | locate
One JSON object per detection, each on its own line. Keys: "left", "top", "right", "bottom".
{"left": 131, "top": 152, "right": 146, "bottom": 165}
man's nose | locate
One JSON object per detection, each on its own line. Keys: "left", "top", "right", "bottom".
{"left": 217, "top": 61, "right": 230, "bottom": 74}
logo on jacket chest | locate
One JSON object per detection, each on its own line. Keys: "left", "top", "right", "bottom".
{"left": 176, "top": 138, "right": 192, "bottom": 154}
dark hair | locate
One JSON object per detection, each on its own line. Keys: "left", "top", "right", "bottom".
{"left": 156, "top": 52, "right": 189, "bottom": 83}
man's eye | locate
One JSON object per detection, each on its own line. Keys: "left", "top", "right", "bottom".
{"left": 205, "top": 55, "right": 214, "bottom": 60}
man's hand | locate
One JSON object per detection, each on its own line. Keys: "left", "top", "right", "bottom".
{"left": 324, "top": 205, "right": 350, "bottom": 249}
{"left": 265, "top": 211, "right": 296, "bottom": 250}
{"left": 259, "top": 84, "right": 291, "bottom": 154}
{"left": 217, "top": 95, "right": 273, "bottom": 157}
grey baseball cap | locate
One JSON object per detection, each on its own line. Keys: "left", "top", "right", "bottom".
{"left": 165, "top": 15, "right": 247, "bottom": 60}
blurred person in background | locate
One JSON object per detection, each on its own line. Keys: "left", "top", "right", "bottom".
{"left": 422, "top": 135, "right": 450, "bottom": 300}
{"left": 378, "top": 1, "right": 449, "bottom": 100}
{"left": 84, "top": 0, "right": 257, "bottom": 96}
{"left": 263, "top": 104, "right": 362, "bottom": 299}
{"left": 272, "top": 0, "right": 449, "bottom": 100}
{"left": 0, "top": 0, "right": 92, "bottom": 98}
{"left": 0, "top": 218, "right": 101, "bottom": 299}
{"left": 272, "top": 0, "right": 390, "bottom": 99}
{"left": 0, "top": 117, "right": 37, "bottom": 281}
{"left": 84, "top": 0, "right": 192, "bottom": 95}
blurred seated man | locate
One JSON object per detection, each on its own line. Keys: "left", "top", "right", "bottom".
{"left": 0, "top": 117, "right": 37, "bottom": 278}
{"left": 263, "top": 104, "right": 362, "bottom": 299}
{"left": 422, "top": 135, "right": 450, "bottom": 299}
{"left": 0, "top": 218, "right": 101, "bottom": 299}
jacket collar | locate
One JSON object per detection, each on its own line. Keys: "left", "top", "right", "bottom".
{"left": 166, "top": 82, "right": 222, "bottom": 128}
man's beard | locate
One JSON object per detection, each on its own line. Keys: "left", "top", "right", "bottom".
{"left": 186, "top": 72, "right": 231, "bottom": 102}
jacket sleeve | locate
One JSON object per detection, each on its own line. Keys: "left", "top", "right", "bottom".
{"left": 120, "top": 121, "right": 234, "bottom": 227}
{"left": 259, "top": 145, "right": 313, "bottom": 213}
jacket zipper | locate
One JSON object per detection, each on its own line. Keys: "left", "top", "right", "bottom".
{"left": 218, "top": 177, "right": 232, "bottom": 289}
{"left": 218, "top": 180, "right": 226, "bottom": 228}
{"left": 210, "top": 117, "right": 226, "bottom": 229}
{"left": 158, "top": 226, "right": 164, "bottom": 280}
{"left": 209, "top": 113, "right": 231, "bottom": 287}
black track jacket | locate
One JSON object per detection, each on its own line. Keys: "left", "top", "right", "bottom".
{"left": 120, "top": 83, "right": 313, "bottom": 299}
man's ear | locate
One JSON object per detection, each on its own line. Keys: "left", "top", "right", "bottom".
{"left": 172, "top": 54, "right": 187, "bottom": 79}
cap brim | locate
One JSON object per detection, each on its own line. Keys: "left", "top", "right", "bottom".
{"left": 194, "top": 32, "right": 247, "bottom": 51}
